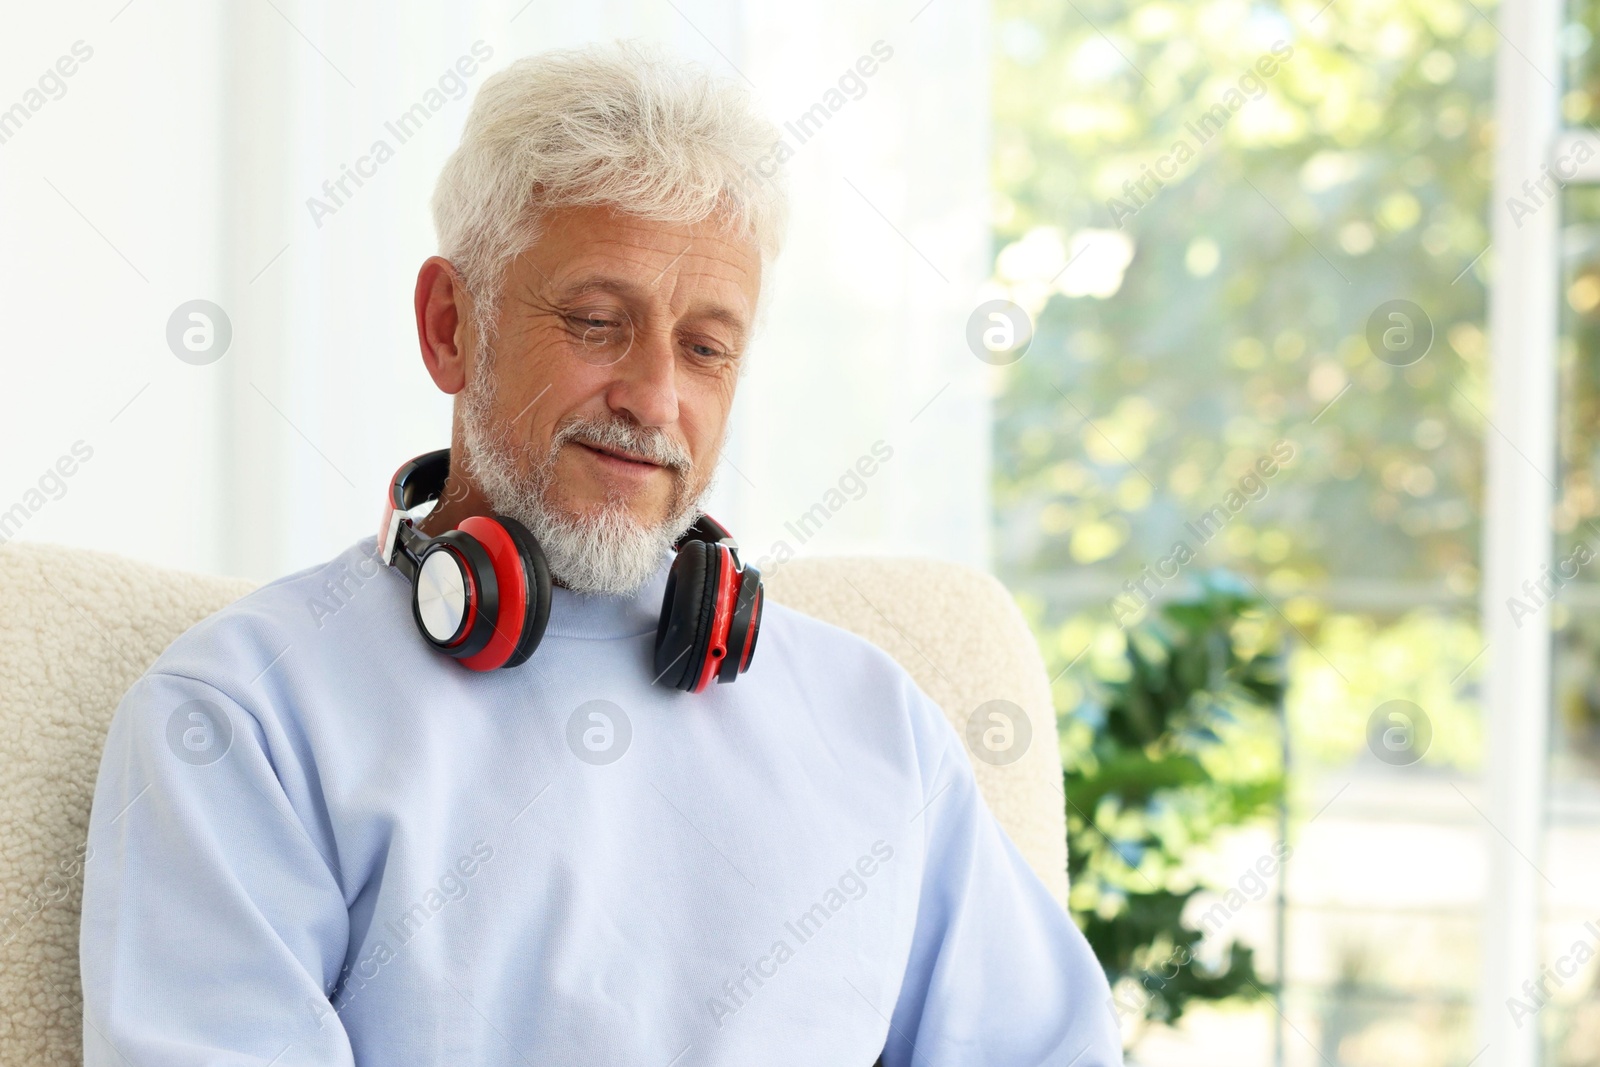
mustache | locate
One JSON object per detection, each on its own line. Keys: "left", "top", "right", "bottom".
{"left": 551, "top": 415, "right": 692, "bottom": 471}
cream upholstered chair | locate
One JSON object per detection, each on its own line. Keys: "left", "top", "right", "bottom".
{"left": 0, "top": 542, "right": 1068, "bottom": 1065}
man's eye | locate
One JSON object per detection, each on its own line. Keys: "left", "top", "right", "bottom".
{"left": 685, "top": 339, "right": 733, "bottom": 362}
{"left": 564, "top": 311, "right": 630, "bottom": 349}
{"left": 566, "top": 313, "right": 622, "bottom": 331}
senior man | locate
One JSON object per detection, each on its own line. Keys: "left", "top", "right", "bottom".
{"left": 79, "top": 41, "right": 1121, "bottom": 1066}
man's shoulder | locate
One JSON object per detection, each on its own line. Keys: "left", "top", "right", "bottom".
{"left": 147, "top": 536, "right": 402, "bottom": 691}
{"left": 754, "top": 597, "right": 965, "bottom": 783}
{"left": 758, "top": 597, "right": 894, "bottom": 656}
{"left": 755, "top": 597, "right": 924, "bottom": 696}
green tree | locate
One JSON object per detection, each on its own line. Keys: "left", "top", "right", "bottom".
{"left": 990, "top": 0, "right": 1493, "bottom": 601}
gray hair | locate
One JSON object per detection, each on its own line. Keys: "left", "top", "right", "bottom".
{"left": 431, "top": 39, "right": 789, "bottom": 339}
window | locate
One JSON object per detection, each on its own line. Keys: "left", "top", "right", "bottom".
{"left": 988, "top": 0, "right": 1525, "bottom": 1061}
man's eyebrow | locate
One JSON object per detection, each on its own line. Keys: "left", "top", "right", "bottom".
{"left": 550, "top": 273, "right": 646, "bottom": 303}
{"left": 551, "top": 273, "right": 749, "bottom": 341}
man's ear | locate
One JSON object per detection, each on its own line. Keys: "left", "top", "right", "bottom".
{"left": 416, "top": 256, "right": 474, "bottom": 395}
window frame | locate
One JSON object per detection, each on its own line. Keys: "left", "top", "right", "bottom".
{"left": 1482, "top": 1, "right": 1563, "bottom": 1063}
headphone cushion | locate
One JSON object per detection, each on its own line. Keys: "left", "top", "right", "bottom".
{"left": 493, "top": 515, "right": 551, "bottom": 668}
{"left": 655, "top": 540, "right": 718, "bottom": 691}
{"left": 456, "top": 516, "right": 531, "bottom": 671}
{"left": 719, "top": 565, "right": 762, "bottom": 683}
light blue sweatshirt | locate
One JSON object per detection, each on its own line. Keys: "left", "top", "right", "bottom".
{"left": 79, "top": 536, "right": 1122, "bottom": 1065}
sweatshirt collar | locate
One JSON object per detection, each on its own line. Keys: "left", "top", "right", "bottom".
{"left": 540, "top": 546, "right": 675, "bottom": 640}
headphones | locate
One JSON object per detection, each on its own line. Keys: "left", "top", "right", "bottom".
{"left": 377, "top": 449, "right": 763, "bottom": 691}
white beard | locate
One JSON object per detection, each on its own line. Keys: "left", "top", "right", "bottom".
{"left": 457, "top": 324, "right": 715, "bottom": 598}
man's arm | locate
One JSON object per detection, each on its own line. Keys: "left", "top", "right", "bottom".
{"left": 881, "top": 688, "right": 1123, "bottom": 1067}
{"left": 80, "top": 671, "right": 356, "bottom": 1066}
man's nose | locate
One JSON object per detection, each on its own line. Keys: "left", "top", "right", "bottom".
{"left": 604, "top": 326, "right": 679, "bottom": 428}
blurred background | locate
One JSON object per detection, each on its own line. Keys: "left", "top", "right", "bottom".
{"left": 1, "top": 0, "right": 1591, "bottom": 1063}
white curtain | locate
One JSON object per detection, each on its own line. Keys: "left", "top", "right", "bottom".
{"left": 1, "top": 0, "right": 991, "bottom": 584}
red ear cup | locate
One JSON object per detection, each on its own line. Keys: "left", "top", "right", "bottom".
{"left": 654, "top": 540, "right": 715, "bottom": 691}
{"left": 687, "top": 544, "right": 740, "bottom": 693}
{"left": 456, "top": 516, "right": 535, "bottom": 672}
{"left": 654, "top": 541, "right": 761, "bottom": 692}
{"left": 718, "top": 564, "right": 762, "bottom": 684}
{"left": 491, "top": 515, "right": 552, "bottom": 668}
